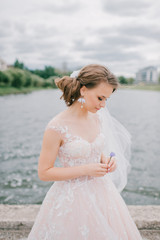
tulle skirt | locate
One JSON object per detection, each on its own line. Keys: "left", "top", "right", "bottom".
{"left": 27, "top": 175, "right": 142, "bottom": 240}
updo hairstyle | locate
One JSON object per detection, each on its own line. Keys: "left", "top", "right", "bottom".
{"left": 55, "top": 64, "right": 119, "bottom": 106}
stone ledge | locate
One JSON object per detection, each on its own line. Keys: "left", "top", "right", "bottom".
{"left": 127, "top": 205, "right": 160, "bottom": 230}
{"left": 0, "top": 205, "right": 160, "bottom": 230}
{"left": 0, "top": 205, "right": 160, "bottom": 240}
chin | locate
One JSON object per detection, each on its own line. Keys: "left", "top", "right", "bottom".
{"left": 88, "top": 108, "right": 98, "bottom": 113}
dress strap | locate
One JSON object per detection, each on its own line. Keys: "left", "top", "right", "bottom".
{"left": 45, "top": 124, "right": 68, "bottom": 135}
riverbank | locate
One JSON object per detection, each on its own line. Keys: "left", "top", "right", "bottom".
{"left": 0, "top": 205, "right": 160, "bottom": 240}
{"left": 119, "top": 83, "right": 160, "bottom": 91}
{"left": 0, "top": 83, "right": 160, "bottom": 96}
{"left": 0, "top": 86, "right": 51, "bottom": 96}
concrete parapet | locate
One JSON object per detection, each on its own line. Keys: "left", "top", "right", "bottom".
{"left": 0, "top": 205, "right": 160, "bottom": 240}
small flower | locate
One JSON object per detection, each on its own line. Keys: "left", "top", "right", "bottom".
{"left": 110, "top": 152, "right": 116, "bottom": 158}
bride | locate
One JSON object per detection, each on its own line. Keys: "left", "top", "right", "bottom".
{"left": 27, "top": 64, "right": 142, "bottom": 239}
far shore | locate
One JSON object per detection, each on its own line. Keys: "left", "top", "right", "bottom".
{"left": 0, "top": 84, "right": 160, "bottom": 96}
{"left": 0, "top": 86, "right": 49, "bottom": 96}
{"left": 119, "top": 83, "right": 160, "bottom": 91}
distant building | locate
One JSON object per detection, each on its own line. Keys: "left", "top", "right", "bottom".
{"left": 136, "top": 66, "right": 159, "bottom": 83}
{"left": 0, "top": 58, "right": 7, "bottom": 71}
{"left": 62, "top": 61, "right": 67, "bottom": 73}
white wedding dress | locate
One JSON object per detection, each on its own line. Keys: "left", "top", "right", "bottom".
{"left": 27, "top": 109, "right": 142, "bottom": 240}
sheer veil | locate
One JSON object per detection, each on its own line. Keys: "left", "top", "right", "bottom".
{"left": 70, "top": 70, "right": 132, "bottom": 192}
{"left": 97, "top": 107, "right": 132, "bottom": 192}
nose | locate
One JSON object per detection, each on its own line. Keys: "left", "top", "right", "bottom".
{"left": 100, "top": 101, "right": 106, "bottom": 108}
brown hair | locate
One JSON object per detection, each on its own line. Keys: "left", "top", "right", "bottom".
{"left": 55, "top": 64, "right": 119, "bottom": 106}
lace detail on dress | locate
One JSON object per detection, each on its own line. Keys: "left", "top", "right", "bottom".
{"left": 44, "top": 113, "right": 106, "bottom": 169}
{"left": 44, "top": 114, "right": 106, "bottom": 188}
{"left": 27, "top": 112, "right": 143, "bottom": 240}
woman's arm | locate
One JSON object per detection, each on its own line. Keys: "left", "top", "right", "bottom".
{"left": 38, "top": 129, "right": 87, "bottom": 181}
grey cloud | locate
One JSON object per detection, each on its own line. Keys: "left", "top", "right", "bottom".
{"left": 0, "top": 27, "right": 11, "bottom": 38}
{"left": 101, "top": 35, "right": 142, "bottom": 47}
{"left": 73, "top": 33, "right": 142, "bottom": 53}
{"left": 82, "top": 50, "right": 143, "bottom": 62}
{"left": 13, "top": 39, "right": 36, "bottom": 54}
{"left": 13, "top": 21, "right": 60, "bottom": 39}
{"left": 102, "top": 0, "right": 150, "bottom": 16}
{"left": 118, "top": 25, "right": 160, "bottom": 42}
{"left": 13, "top": 38, "right": 61, "bottom": 55}
{"left": 42, "top": 0, "right": 82, "bottom": 14}
{"left": 27, "top": 52, "right": 76, "bottom": 70}
{"left": 0, "top": 42, "right": 6, "bottom": 53}
{"left": 14, "top": 22, "right": 27, "bottom": 35}
{"left": 32, "top": 25, "right": 59, "bottom": 39}
{"left": 0, "top": 0, "right": 159, "bottom": 75}
{"left": 0, "top": 21, "right": 13, "bottom": 38}
{"left": 12, "top": 30, "right": 62, "bottom": 56}
{"left": 91, "top": 23, "right": 160, "bottom": 46}
{"left": 73, "top": 35, "right": 144, "bottom": 64}
{"left": 11, "top": 21, "right": 61, "bottom": 54}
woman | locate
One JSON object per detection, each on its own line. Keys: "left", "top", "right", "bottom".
{"left": 27, "top": 64, "right": 142, "bottom": 239}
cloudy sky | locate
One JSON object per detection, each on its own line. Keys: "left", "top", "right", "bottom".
{"left": 0, "top": 0, "right": 160, "bottom": 76}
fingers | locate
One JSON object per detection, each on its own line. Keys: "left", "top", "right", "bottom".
{"left": 100, "top": 155, "right": 108, "bottom": 164}
{"left": 107, "top": 158, "right": 117, "bottom": 172}
{"left": 99, "top": 160, "right": 117, "bottom": 174}
{"left": 106, "top": 157, "right": 113, "bottom": 166}
{"left": 108, "top": 157, "right": 115, "bottom": 167}
{"left": 100, "top": 163, "right": 108, "bottom": 168}
{"left": 98, "top": 164, "right": 108, "bottom": 175}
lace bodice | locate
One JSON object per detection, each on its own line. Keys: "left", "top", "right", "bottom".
{"left": 45, "top": 113, "right": 106, "bottom": 168}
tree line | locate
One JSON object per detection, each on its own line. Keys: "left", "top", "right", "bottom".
{"left": 0, "top": 59, "right": 65, "bottom": 88}
{"left": 0, "top": 59, "right": 135, "bottom": 89}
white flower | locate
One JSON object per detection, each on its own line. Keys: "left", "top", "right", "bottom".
{"left": 70, "top": 70, "right": 80, "bottom": 78}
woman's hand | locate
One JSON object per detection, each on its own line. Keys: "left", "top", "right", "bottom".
{"left": 84, "top": 163, "right": 108, "bottom": 177}
{"left": 100, "top": 153, "right": 117, "bottom": 173}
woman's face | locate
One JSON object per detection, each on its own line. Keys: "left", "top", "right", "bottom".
{"left": 80, "top": 82, "right": 114, "bottom": 113}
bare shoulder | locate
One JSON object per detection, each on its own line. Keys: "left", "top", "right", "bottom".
{"left": 47, "top": 109, "right": 68, "bottom": 126}
{"left": 43, "top": 115, "right": 64, "bottom": 148}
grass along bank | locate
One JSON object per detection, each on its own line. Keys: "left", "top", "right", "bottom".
{"left": 119, "top": 83, "right": 160, "bottom": 91}
{"left": 0, "top": 67, "right": 58, "bottom": 96}
{"left": 1, "top": 84, "right": 160, "bottom": 96}
{"left": 0, "top": 86, "right": 53, "bottom": 96}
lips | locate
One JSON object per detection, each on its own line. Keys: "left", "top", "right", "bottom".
{"left": 96, "top": 108, "right": 100, "bottom": 110}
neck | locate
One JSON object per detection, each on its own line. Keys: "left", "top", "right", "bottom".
{"left": 65, "top": 100, "right": 89, "bottom": 119}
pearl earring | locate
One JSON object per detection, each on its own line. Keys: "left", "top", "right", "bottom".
{"left": 78, "top": 96, "right": 85, "bottom": 108}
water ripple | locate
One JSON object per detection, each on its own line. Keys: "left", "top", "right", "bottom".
{"left": 0, "top": 89, "right": 160, "bottom": 204}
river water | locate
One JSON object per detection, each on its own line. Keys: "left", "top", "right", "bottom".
{"left": 0, "top": 89, "right": 160, "bottom": 205}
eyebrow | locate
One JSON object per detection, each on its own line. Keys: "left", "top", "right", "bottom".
{"left": 101, "top": 95, "right": 110, "bottom": 99}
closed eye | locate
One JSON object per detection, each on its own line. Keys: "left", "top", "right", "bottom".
{"left": 98, "top": 97, "right": 107, "bottom": 101}
{"left": 98, "top": 97, "right": 102, "bottom": 101}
